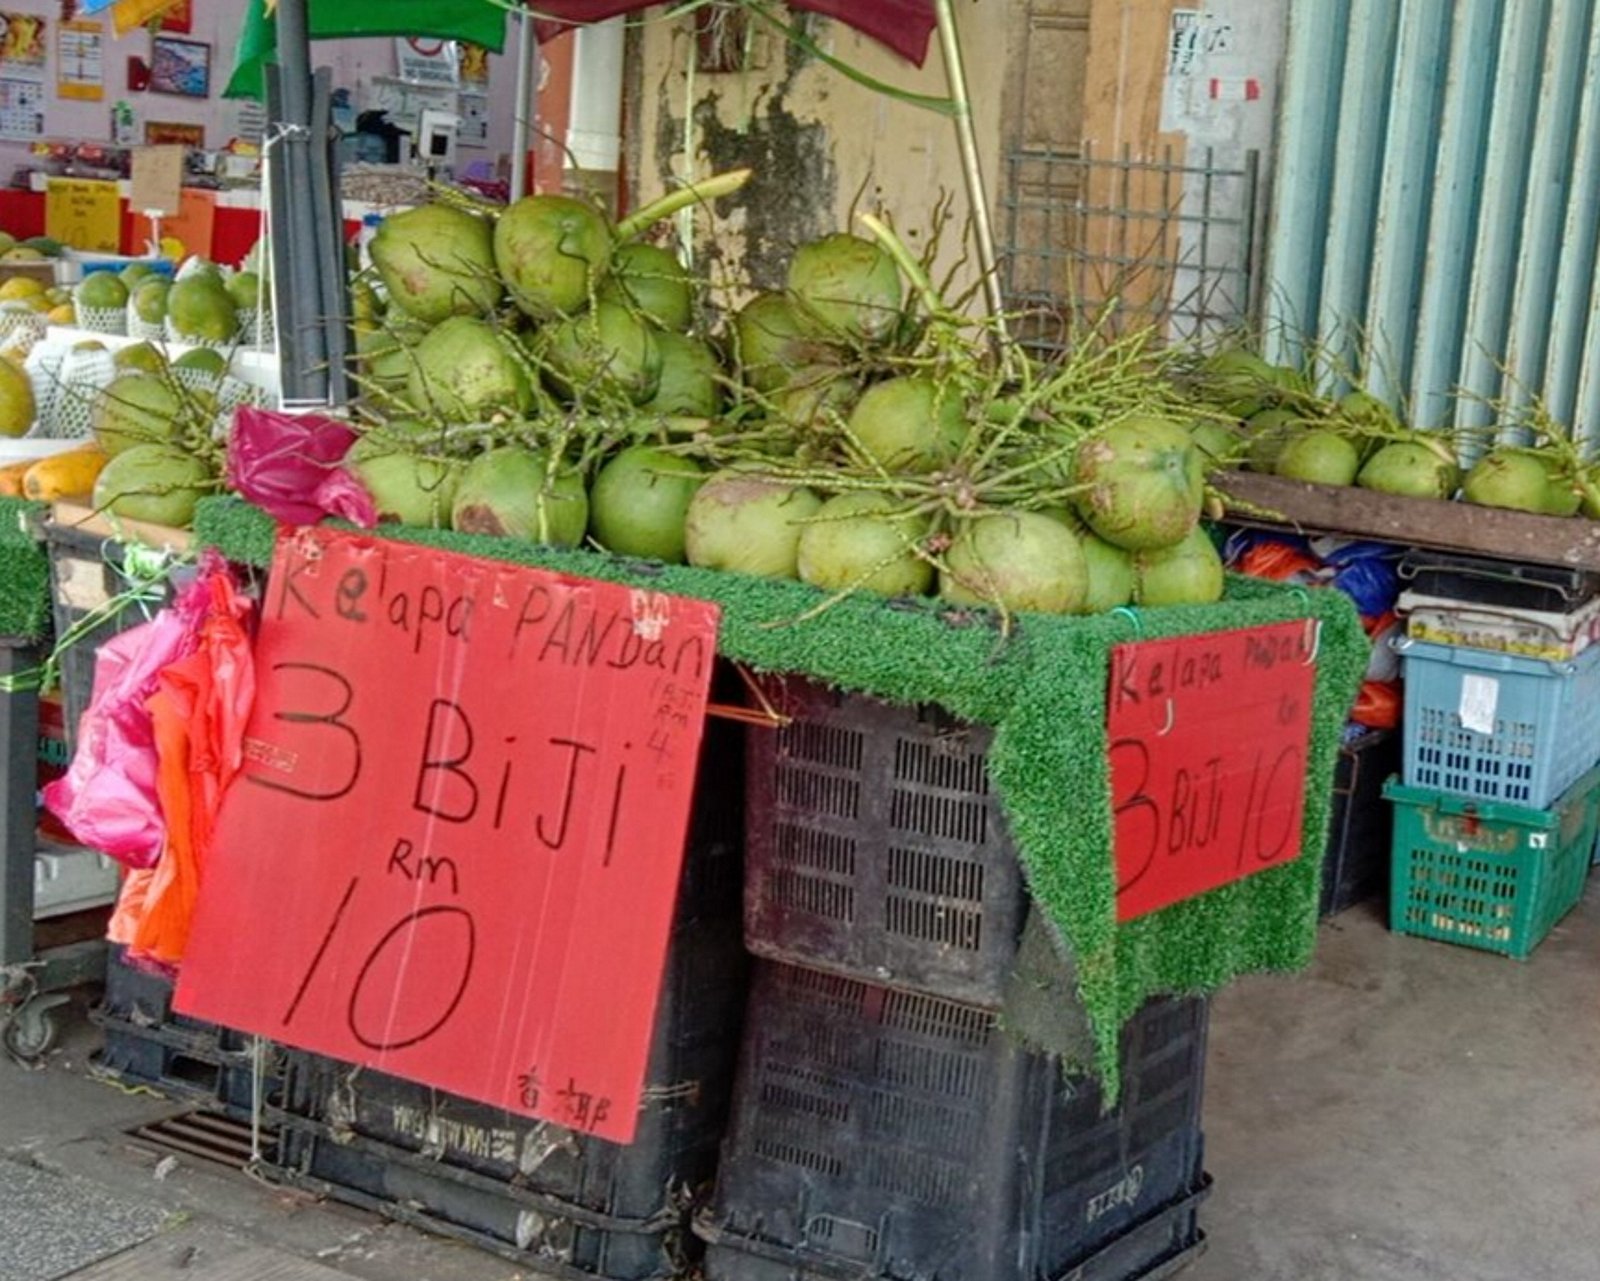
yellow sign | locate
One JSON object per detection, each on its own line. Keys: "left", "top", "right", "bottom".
{"left": 57, "top": 20, "right": 104, "bottom": 103}
{"left": 44, "top": 178, "right": 121, "bottom": 253}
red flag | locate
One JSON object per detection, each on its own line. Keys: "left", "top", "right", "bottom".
{"left": 530, "top": 0, "right": 938, "bottom": 68}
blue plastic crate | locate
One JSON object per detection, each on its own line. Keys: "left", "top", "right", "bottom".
{"left": 1398, "top": 637, "right": 1600, "bottom": 808}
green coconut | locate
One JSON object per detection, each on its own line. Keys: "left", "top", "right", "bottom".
{"left": 92, "top": 374, "right": 183, "bottom": 456}
{"left": 765, "top": 364, "right": 855, "bottom": 430}
{"left": 225, "top": 270, "right": 269, "bottom": 315}
{"left": 1134, "top": 527, "right": 1225, "bottom": 607}
{"left": 1198, "top": 347, "right": 1278, "bottom": 419}
{"left": 845, "top": 376, "right": 967, "bottom": 473}
{"left": 940, "top": 511, "right": 1088, "bottom": 614}
{"left": 347, "top": 423, "right": 461, "bottom": 526}
{"left": 640, "top": 331, "right": 724, "bottom": 417}
{"left": 684, "top": 472, "right": 824, "bottom": 579}
{"left": 1357, "top": 438, "right": 1460, "bottom": 499}
{"left": 1074, "top": 526, "right": 1136, "bottom": 612}
{"left": 1072, "top": 416, "right": 1204, "bottom": 551}
{"left": 1245, "top": 408, "right": 1299, "bottom": 473}
{"left": 92, "top": 444, "right": 210, "bottom": 527}
{"left": 598, "top": 242, "right": 694, "bottom": 331}
{"left": 371, "top": 203, "right": 501, "bottom": 323}
{"left": 731, "top": 292, "right": 840, "bottom": 394}
{"left": 451, "top": 446, "right": 588, "bottom": 546}
{"left": 494, "top": 194, "right": 613, "bottom": 319}
{"left": 1275, "top": 430, "right": 1361, "bottom": 486}
{"left": 1462, "top": 450, "right": 1580, "bottom": 516}
{"left": 1190, "top": 419, "right": 1244, "bottom": 467}
{"left": 166, "top": 276, "right": 238, "bottom": 343}
{"left": 589, "top": 446, "right": 705, "bottom": 562}
{"left": 406, "top": 318, "right": 532, "bottom": 422}
{"left": 541, "top": 300, "right": 662, "bottom": 405}
{"left": 797, "top": 492, "right": 932, "bottom": 598}
{"left": 787, "top": 233, "right": 903, "bottom": 346}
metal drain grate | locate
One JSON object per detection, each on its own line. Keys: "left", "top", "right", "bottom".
{"left": 129, "top": 1108, "right": 278, "bottom": 1169}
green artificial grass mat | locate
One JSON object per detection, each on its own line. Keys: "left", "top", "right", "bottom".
{"left": 196, "top": 495, "right": 1366, "bottom": 1087}
{"left": 0, "top": 498, "right": 51, "bottom": 643}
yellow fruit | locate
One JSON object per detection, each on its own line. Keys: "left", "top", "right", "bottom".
{"left": 0, "top": 460, "right": 30, "bottom": 496}
{"left": 22, "top": 446, "right": 109, "bottom": 500}
{"left": 1, "top": 247, "right": 43, "bottom": 262}
{"left": 46, "top": 304, "right": 74, "bottom": 325}
{"left": 0, "top": 357, "right": 35, "bottom": 437}
{"left": 0, "top": 276, "right": 45, "bottom": 301}
{"left": 27, "top": 296, "right": 51, "bottom": 314}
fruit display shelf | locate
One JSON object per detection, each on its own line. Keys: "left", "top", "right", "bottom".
{"left": 195, "top": 495, "right": 1367, "bottom": 1088}
{"left": 1217, "top": 471, "right": 1600, "bottom": 572}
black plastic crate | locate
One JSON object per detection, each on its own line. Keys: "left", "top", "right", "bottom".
{"left": 698, "top": 962, "right": 1209, "bottom": 1281}
{"left": 268, "top": 720, "right": 750, "bottom": 1280}
{"left": 92, "top": 1009, "right": 283, "bottom": 1115}
{"left": 1398, "top": 550, "right": 1599, "bottom": 612}
{"left": 699, "top": 1185, "right": 1209, "bottom": 1281}
{"left": 1320, "top": 729, "right": 1401, "bottom": 918}
{"left": 94, "top": 945, "right": 284, "bottom": 1113}
{"left": 745, "top": 679, "right": 1027, "bottom": 1008}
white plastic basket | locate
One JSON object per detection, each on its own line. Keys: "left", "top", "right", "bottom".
{"left": 1399, "top": 588, "right": 1600, "bottom": 663}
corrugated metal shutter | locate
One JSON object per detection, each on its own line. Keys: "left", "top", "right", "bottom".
{"left": 1263, "top": 1, "right": 1600, "bottom": 452}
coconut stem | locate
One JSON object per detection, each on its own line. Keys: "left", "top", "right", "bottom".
{"left": 858, "top": 212, "right": 949, "bottom": 319}
{"left": 616, "top": 170, "right": 753, "bottom": 241}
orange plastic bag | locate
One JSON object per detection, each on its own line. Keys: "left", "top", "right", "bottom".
{"left": 1351, "top": 679, "right": 1401, "bottom": 730}
{"left": 123, "top": 565, "right": 256, "bottom": 966}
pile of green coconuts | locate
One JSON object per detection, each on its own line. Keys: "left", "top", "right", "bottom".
{"left": 344, "top": 174, "right": 1235, "bottom": 620}
{"left": 1190, "top": 348, "right": 1600, "bottom": 520}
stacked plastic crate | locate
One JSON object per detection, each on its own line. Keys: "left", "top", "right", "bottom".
{"left": 265, "top": 718, "right": 751, "bottom": 1281}
{"left": 1386, "top": 553, "right": 1600, "bottom": 959}
{"left": 700, "top": 680, "right": 1211, "bottom": 1281}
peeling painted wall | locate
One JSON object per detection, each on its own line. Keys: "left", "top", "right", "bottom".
{"left": 626, "top": 4, "right": 1013, "bottom": 298}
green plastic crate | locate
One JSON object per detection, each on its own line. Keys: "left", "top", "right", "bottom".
{"left": 1383, "top": 765, "right": 1600, "bottom": 959}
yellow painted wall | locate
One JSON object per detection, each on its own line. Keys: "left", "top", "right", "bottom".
{"left": 625, "top": 4, "right": 1012, "bottom": 299}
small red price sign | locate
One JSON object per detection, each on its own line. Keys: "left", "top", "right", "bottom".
{"left": 175, "top": 528, "right": 719, "bottom": 1142}
{"left": 1109, "top": 620, "right": 1317, "bottom": 922}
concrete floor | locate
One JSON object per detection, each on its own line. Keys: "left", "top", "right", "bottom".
{"left": 1191, "top": 893, "right": 1600, "bottom": 1281}
{"left": 2, "top": 892, "right": 1596, "bottom": 1280}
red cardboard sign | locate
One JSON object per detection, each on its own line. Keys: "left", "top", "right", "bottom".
{"left": 175, "top": 528, "right": 720, "bottom": 1142}
{"left": 1109, "top": 620, "right": 1317, "bottom": 922}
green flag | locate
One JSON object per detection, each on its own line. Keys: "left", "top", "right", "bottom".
{"left": 226, "top": 0, "right": 509, "bottom": 101}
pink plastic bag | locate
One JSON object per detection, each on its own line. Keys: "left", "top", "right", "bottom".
{"left": 41, "top": 558, "right": 218, "bottom": 868}
{"left": 226, "top": 405, "right": 377, "bottom": 528}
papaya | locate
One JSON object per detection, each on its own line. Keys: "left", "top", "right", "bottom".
{"left": 23, "top": 446, "right": 109, "bottom": 501}
{"left": 0, "top": 459, "right": 31, "bottom": 497}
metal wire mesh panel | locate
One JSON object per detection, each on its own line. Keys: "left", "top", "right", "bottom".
{"left": 1001, "top": 143, "right": 1260, "bottom": 353}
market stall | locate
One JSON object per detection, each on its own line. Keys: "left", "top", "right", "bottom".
{"left": 14, "top": 4, "right": 1600, "bottom": 1281}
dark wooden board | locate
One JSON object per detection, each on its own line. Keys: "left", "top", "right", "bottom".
{"left": 1215, "top": 472, "right": 1600, "bottom": 572}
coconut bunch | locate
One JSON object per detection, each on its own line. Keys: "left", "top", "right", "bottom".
{"left": 340, "top": 192, "right": 1235, "bottom": 620}
{"left": 86, "top": 342, "right": 228, "bottom": 526}
{"left": 1187, "top": 344, "right": 1466, "bottom": 501}
{"left": 345, "top": 176, "right": 765, "bottom": 545}
{"left": 661, "top": 222, "right": 1230, "bottom": 618}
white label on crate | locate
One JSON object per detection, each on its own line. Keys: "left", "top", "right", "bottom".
{"left": 1459, "top": 673, "right": 1499, "bottom": 735}
{"left": 57, "top": 557, "right": 109, "bottom": 612}
{"left": 1531, "top": 833, "right": 1549, "bottom": 849}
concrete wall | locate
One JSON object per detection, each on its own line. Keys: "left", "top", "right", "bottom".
{"left": 624, "top": 3, "right": 1013, "bottom": 298}
{"left": 0, "top": 0, "right": 521, "bottom": 185}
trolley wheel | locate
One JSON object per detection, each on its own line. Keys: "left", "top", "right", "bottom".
{"left": 3, "top": 996, "right": 63, "bottom": 1062}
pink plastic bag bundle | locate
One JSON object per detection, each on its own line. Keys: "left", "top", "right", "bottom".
{"left": 226, "top": 405, "right": 376, "bottom": 528}
{"left": 42, "top": 555, "right": 222, "bottom": 868}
